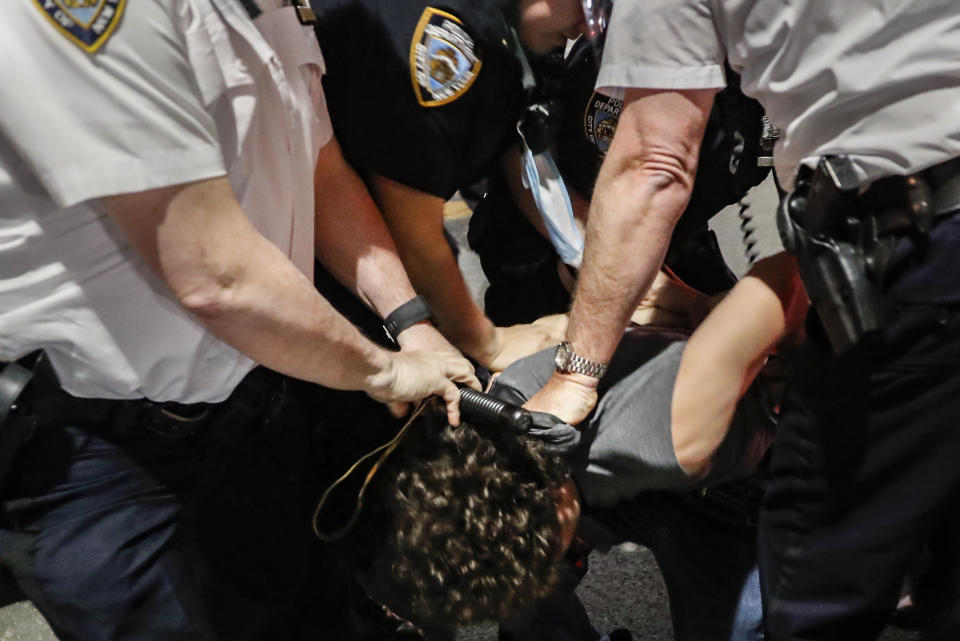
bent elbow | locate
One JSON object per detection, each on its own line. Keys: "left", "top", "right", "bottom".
{"left": 671, "top": 406, "right": 735, "bottom": 481}
{"left": 673, "top": 445, "right": 712, "bottom": 480}
{"left": 174, "top": 268, "right": 243, "bottom": 322}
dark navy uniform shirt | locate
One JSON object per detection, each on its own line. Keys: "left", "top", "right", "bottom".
{"left": 310, "top": 0, "right": 525, "bottom": 200}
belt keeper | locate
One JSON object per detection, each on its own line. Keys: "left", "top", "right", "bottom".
{"left": 383, "top": 296, "right": 434, "bottom": 343}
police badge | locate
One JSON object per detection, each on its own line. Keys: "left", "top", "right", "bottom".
{"left": 583, "top": 91, "right": 623, "bottom": 156}
{"left": 409, "top": 7, "right": 481, "bottom": 107}
{"left": 32, "top": 0, "right": 126, "bottom": 53}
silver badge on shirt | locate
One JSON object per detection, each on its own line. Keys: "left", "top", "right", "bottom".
{"left": 409, "top": 7, "right": 481, "bottom": 107}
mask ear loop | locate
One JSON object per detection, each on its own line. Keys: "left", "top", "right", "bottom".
{"left": 312, "top": 401, "right": 430, "bottom": 542}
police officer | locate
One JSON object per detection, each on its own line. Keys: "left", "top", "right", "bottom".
{"left": 468, "top": 21, "right": 773, "bottom": 641}
{"left": 308, "top": 0, "right": 567, "bottom": 372}
{"left": 0, "top": 0, "right": 477, "bottom": 639}
{"left": 470, "top": 34, "right": 769, "bottom": 325}
{"left": 526, "top": 0, "right": 960, "bottom": 639}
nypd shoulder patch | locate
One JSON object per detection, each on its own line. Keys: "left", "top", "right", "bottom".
{"left": 409, "top": 7, "right": 482, "bottom": 108}
{"left": 31, "top": 0, "right": 126, "bottom": 54}
{"left": 583, "top": 91, "right": 623, "bottom": 156}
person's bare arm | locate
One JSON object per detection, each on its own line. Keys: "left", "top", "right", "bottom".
{"left": 367, "top": 174, "right": 560, "bottom": 371}
{"left": 525, "top": 87, "right": 717, "bottom": 423}
{"left": 671, "top": 252, "right": 807, "bottom": 475}
{"left": 100, "top": 176, "right": 478, "bottom": 423}
{"left": 312, "top": 137, "right": 459, "bottom": 354}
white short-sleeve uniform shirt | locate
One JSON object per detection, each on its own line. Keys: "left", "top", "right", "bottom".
{"left": 597, "top": 0, "right": 960, "bottom": 190}
{"left": 0, "top": 0, "right": 333, "bottom": 402}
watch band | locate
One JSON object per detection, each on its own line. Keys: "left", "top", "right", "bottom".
{"left": 554, "top": 341, "right": 608, "bottom": 379}
{"left": 383, "top": 296, "right": 434, "bottom": 342}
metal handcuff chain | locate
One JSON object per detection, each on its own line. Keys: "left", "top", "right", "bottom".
{"left": 311, "top": 401, "right": 429, "bottom": 542}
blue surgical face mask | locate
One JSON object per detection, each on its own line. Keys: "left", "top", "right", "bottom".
{"left": 520, "top": 138, "right": 584, "bottom": 268}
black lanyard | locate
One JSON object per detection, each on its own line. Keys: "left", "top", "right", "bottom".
{"left": 237, "top": 0, "right": 261, "bottom": 19}
{"left": 237, "top": 0, "right": 316, "bottom": 25}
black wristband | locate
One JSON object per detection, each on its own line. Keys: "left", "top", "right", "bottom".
{"left": 383, "top": 296, "right": 433, "bottom": 342}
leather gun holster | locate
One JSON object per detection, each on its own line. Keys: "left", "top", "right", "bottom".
{"left": 778, "top": 154, "right": 960, "bottom": 354}
{"left": 777, "top": 157, "right": 887, "bottom": 354}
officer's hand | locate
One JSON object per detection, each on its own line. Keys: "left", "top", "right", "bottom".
{"left": 395, "top": 322, "right": 463, "bottom": 357}
{"left": 366, "top": 350, "right": 480, "bottom": 426}
{"left": 523, "top": 371, "right": 598, "bottom": 426}
{"left": 486, "top": 322, "right": 565, "bottom": 372}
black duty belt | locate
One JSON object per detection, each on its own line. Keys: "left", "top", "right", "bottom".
{"left": 781, "top": 153, "right": 960, "bottom": 354}
{"left": 8, "top": 358, "right": 278, "bottom": 444}
{"left": 237, "top": 0, "right": 316, "bottom": 25}
{"left": 0, "top": 357, "right": 38, "bottom": 489}
{"left": 237, "top": 0, "right": 261, "bottom": 19}
{"left": 861, "top": 155, "right": 960, "bottom": 235}
{"left": 0, "top": 362, "right": 33, "bottom": 428}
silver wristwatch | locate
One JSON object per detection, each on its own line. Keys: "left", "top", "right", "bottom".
{"left": 554, "top": 341, "right": 608, "bottom": 379}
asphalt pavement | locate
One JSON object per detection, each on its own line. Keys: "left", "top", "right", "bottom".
{"left": 0, "top": 177, "right": 925, "bottom": 640}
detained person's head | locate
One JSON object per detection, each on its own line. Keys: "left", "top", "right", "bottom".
{"left": 516, "top": 0, "right": 589, "bottom": 54}
{"left": 357, "top": 410, "right": 579, "bottom": 626}
{"left": 515, "top": 0, "right": 611, "bottom": 54}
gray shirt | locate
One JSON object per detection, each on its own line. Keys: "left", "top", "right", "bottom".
{"left": 492, "top": 326, "right": 774, "bottom": 509}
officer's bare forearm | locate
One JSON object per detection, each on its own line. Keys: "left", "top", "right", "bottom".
{"left": 313, "top": 138, "right": 420, "bottom": 318}
{"left": 368, "top": 175, "right": 498, "bottom": 362}
{"left": 565, "top": 88, "right": 713, "bottom": 364}
{"left": 526, "top": 89, "right": 715, "bottom": 424}
{"left": 393, "top": 225, "right": 495, "bottom": 361}
{"left": 101, "top": 177, "right": 397, "bottom": 392}
{"left": 566, "top": 168, "right": 683, "bottom": 361}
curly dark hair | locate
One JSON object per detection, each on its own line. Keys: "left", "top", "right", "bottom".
{"left": 368, "top": 410, "right": 571, "bottom": 626}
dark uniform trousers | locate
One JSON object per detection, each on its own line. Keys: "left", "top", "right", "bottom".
{"left": 0, "top": 366, "right": 353, "bottom": 641}
{"left": 760, "top": 212, "right": 960, "bottom": 640}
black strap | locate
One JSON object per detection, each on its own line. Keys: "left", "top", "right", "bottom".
{"left": 237, "top": 0, "right": 261, "bottom": 19}
{"left": 863, "top": 155, "right": 960, "bottom": 234}
{"left": 0, "top": 362, "right": 33, "bottom": 427}
{"left": 0, "top": 360, "right": 37, "bottom": 490}
{"left": 383, "top": 296, "right": 433, "bottom": 342}
{"left": 238, "top": 0, "right": 316, "bottom": 25}
{"left": 291, "top": 0, "right": 316, "bottom": 25}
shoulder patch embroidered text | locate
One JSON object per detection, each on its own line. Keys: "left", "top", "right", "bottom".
{"left": 410, "top": 7, "right": 481, "bottom": 107}
{"left": 583, "top": 91, "right": 622, "bottom": 156}
{"left": 32, "top": 0, "right": 126, "bottom": 54}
